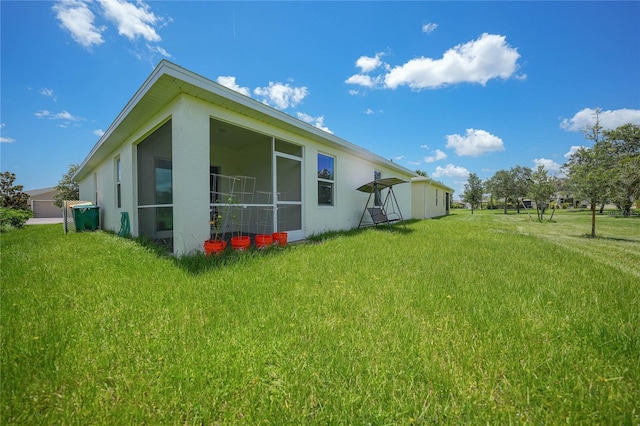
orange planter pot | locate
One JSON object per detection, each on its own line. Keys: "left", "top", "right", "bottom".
{"left": 204, "top": 239, "right": 226, "bottom": 256}
{"left": 272, "top": 232, "right": 288, "bottom": 246}
{"left": 255, "top": 234, "right": 273, "bottom": 249}
{"left": 231, "top": 236, "right": 251, "bottom": 251}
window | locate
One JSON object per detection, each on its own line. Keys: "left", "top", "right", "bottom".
{"left": 115, "top": 157, "right": 122, "bottom": 208}
{"left": 317, "top": 153, "right": 334, "bottom": 206}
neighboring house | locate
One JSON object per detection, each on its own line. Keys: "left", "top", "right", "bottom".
{"left": 25, "top": 187, "right": 62, "bottom": 218}
{"left": 411, "top": 177, "right": 454, "bottom": 219}
{"left": 74, "top": 60, "right": 422, "bottom": 256}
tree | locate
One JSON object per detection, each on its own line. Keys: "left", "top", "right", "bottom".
{"left": 415, "top": 170, "right": 427, "bottom": 177}
{"left": 564, "top": 122, "right": 640, "bottom": 226}
{"left": 565, "top": 143, "right": 613, "bottom": 237}
{"left": 0, "top": 171, "right": 30, "bottom": 210}
{"left": 54, "top": 164, "right": 79, "bottom": 208}
{"left": 486, "top": 169, "right": 512, "bottom": 213}
{"left": 564, "top": 109, "right": 614, "bottom": 237}
{"left": 511, "top": 165, "right": 532, "bottom": 213}
{"left": 462, "top": 173, "right": 483, "bottom": 214}
{"left": 605, "top": 123, "right": 640, "bottom": 155}
{"left": 603, "top": 124, "right": 640, "bottom": 216}
{"left": 610, "top": 155, "right": 640, "bottom": 215}
{"left": 562, "top": 110, "right": 640, "bottom": 236}
{"left": 528, "top": 165, "right": 556, "bottom": 222}
{"left": 486, "top": 166, "right": 531, "bottom": 214}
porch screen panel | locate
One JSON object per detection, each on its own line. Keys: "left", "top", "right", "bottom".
{"left": 276, "top": 155, "right": 302, "bottom": 233}
{"left": 276, "top": 156, "right": 301, "bottom": 202}
{"left": 137, "top": 120, "right": 173, "bottom": 243}
{"left": 278, "top": 205, "right": 302, "bottom": 232}
{"left": 275, "top": 139, "right": 303, "bottom": 157}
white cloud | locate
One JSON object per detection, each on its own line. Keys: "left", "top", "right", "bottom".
{"left": 422, "top": 23, "right": 438, "bottom": 34}
{"left": 53, "top": 0, "right": 169, "bottom": 58}
{"left": 346, "top": 53, "right": 386, "bottom": 88}
{"left": 356, "top": 53, "right": 384, "bottom": 73}
{"left": 98, "top": 0, "right": 161, "bottom": 42}
{"left": 345, "top": 73, "right": 381, "bottom": 88}
{"left": 39, "top": 88, "right": 57, "bottom": 101}
{"left": 432, "top": 164, "right": 470, "bottom": 179}
{"left": 564, "top": 145, "right": 584, "bottom": 159}
{"left": 560, "top": 108, "right": 640, "bottom": 132}
{"left": 385, "top": 33, "right": 521, "bottom": 90}
{"left": 148, "top": 44, "right": 171, "bottom": 58}
{"left": 93, "top": 129, "right": 105, "bottom": 137}
{"left": 216, "top": 76, "right": 251, "bottom": 97}
{"left": 348, "top": 89, "right": 360, "bottom": 96}
{"left": 296, "top": 112, "right": 332, "bottom": 134}
{"left": 424, "top": 149, "right": 447, "bottom": 163}
{"left": 395, "top": 155, "right": 405, "bottom": 161}
{"left": 254, "top": 82, "right": 308, "bottom": 110}
{"left": 34, "top": 110, "right": 82, "bottom": 121}
{"left": 296, "top": 112, "right": 313, "bottom": 122}
{"left": 53, "top": 0, "right": 105, "bottom": 49}
{"left": 446, "top": 128, "right": 505, "bottom": 156}
{"left": 420, "top": 144, "right": 429, "bottom": 149}
{"left": 347, "top": 33, "right": 522, "bottom": 91}
{"left": 533, "top": 158, "right": 562, "bottom": 173}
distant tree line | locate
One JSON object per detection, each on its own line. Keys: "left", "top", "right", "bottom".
{"left": 462, "top": 110, "right": 639, "bottom": 237}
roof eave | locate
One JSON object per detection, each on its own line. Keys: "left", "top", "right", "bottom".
{"left": 74, "top": 60, "right": 416, "bottom": 181}
{"left": 74, "top": 60, "right": 172, "bottom": 182}
{"left": 411, "top": 176, "right": 455, "bottom": 192}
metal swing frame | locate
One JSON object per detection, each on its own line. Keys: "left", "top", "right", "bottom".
{"left": 356, "top": 177, "right": 407, "bottom": 230}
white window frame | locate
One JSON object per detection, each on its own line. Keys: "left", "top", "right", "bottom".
{"left": 317, "top": 153, "right": 335, "bottom": 207}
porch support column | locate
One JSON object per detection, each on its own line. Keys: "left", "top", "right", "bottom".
{"left": 171, "top": 95, "right": 210, "bottom": 256}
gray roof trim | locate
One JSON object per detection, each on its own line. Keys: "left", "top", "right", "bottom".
{"left": 26, "top": 187, "right": 57, "bottom": 196}
{"left": 411, "top": 176, "right": 455, "bottom": 192}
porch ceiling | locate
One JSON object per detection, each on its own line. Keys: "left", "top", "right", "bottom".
{"left": 210, "top": 118, "right": 273, "bottom": 152}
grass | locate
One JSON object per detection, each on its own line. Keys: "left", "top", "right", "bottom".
{"left": 1, "top": 210, "right": 638, "bottom": 424}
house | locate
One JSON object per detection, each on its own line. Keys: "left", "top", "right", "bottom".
{"left": 411, "top": 177, "right": 454, "bottom": 219}
{"left": 74, "top": 60, "right": 426, "bottom": 256}
{"left": 25, "top": 187, "right": 61, "bottom": 218}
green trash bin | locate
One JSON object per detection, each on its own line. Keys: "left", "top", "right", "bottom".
{"left": 73, "top": 205, "right": 100, "bottom": 231}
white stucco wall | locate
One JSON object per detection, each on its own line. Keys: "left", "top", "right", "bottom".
{"left": 79, "top": 93, "right": 415, "bottom": 256}
{"left": 78, "top": 105, "right": 175, "bottom": 236}
{"left": 411, "top": 179, "right": 452, "bottom": 219}
{"left": 205, "top": 99, "right": 414, "bottom": 238}
{"left": 171, "top": 96, "right": 211, "bottom": 255}
{"left": 305, "top": 147, "right": 413, "bottom": 235}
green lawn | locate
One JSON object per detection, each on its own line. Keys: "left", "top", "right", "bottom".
{"left": 1, "top": 210, "right": 638, "bottom": 424}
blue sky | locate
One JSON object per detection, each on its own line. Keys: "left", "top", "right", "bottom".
{"left": 2, "top": 1, "right": 639, "bottom": 196}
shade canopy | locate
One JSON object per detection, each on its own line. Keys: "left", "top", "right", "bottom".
{"left": 356, "top": 177, "right": 408, "bottom": 193}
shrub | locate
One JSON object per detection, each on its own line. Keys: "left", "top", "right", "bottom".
{"left": 0, "top": 207, "right": 34, "bottom": 231}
